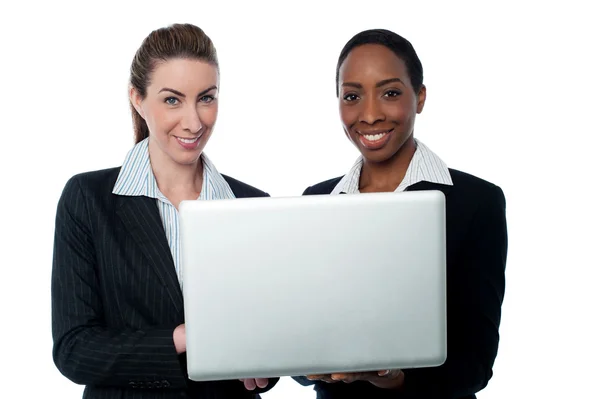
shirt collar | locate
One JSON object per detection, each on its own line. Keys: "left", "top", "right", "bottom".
{"left": 112, "top": 138, "right": 235, "bottom": 201}
{"left": 331, "top": 138, "right": 453, "bottom": 195}
{"left": 198, "top": 154, "right": 236, "bottom": 201}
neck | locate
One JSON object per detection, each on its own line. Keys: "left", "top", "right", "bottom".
{"left": 148, "top": 141, "right": 203, "bottom": 196}
{"left": 359, "top": 137, "right": 417, "bottom": 193}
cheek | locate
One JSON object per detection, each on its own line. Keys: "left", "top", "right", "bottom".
{"left": 385, "top": 103, "right": 413, "bottom": 126}
{"left": 339, "top": 105, "right": 356, "bottom": 131}
{"left": 144, "top": 105, "right": 178, "bottom": 135}
{"left": 200, "top": 104, "right": 218, "bottom": 127}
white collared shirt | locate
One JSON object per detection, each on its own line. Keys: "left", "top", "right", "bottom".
{"left": 331, "top": 139, "right": 454, "bottom": 194}
{"left": 112, "top": 138, "right": 235, "bottom": 287}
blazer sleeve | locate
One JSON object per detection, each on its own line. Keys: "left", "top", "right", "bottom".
{"left": 394, "top": 185, "right": 508, "bottom": 398}
{"left": 51, "top": 176, "right": 188, "bottom": 389}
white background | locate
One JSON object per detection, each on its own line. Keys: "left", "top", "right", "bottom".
{"left": 1, "top": 0, "right": 598, "bottom": 397}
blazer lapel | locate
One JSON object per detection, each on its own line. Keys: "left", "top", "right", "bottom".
{"left": 115, "top": 195, "right": 184, "bottom": 319}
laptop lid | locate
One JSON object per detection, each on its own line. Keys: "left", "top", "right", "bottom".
{"left": 179, "top": 190, "right": 447, "bottom": 381}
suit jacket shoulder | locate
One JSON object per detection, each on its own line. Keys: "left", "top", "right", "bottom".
{"left": 222, "top": 174, "right": 270, "bottom": 198}
{"left": 58, "top": 168, "right": 122, "bottom": 221}
{"left": 448, "top": 168, "right": 503, "bottom": 195}
{"left": 63, "top": 167, "right": 121, "bottom": 198}
{"left": 445, "top": 169, "right": 506, "bottom": 221}
{"left": 302, "top": 176, "right": 343, "bottom": 195}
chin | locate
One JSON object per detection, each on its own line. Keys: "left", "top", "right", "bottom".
{"left": 357, "top": 147, "right": 394, "bottom": 164}
{"left": 364, "top": 153, "right": 394, "bottom": 164}
{"left": 172, "top": 152, "right": 202, "bottom": 166}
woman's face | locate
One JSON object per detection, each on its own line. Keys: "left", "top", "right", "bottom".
{"left": 130, "top": 58, "right": 219, "bottom": 166}
{"left": 338, "top": 44, "right": 426, "bottom": 164}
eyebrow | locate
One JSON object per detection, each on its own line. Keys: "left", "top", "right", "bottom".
{"left": 158, "top": 85, "right": 218, "bottom": 97}
{"left": 342, "top": 78, "right": 406, "bottom": 89}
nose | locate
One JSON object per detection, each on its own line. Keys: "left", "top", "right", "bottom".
{"left": 181, "top": 104, "right": 203, "bottom": 133}
{"left": 359, "top": 95, "right": 385, "bottom": 125}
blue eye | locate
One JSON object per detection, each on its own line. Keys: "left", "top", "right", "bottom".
{"left": 199, "top": 95, "right": 215, "bottom": 103}
{"left": 165, "top": 97, "right": 179, "bottom": 105}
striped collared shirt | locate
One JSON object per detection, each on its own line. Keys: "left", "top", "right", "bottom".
{"left": 331, "top": 139, "right": 453, "bottom": 194}
{"left": 112, "top": 138, "right": 235, "bottom": 287}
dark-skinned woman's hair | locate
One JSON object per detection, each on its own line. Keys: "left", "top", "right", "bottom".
{"left": 336, "top": 29, "right": 423, "bottom": 96}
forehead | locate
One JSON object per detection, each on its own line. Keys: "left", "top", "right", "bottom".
{"left": 339, "top": 44, "right": 409, "bottom": 83}
{"left": 148, "top": 58, "right": 218, "bottom": 92}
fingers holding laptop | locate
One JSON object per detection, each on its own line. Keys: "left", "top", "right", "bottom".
{"left": 307, "top": 369, "right": 405, "bottom": 389}
{"left": 305, "top": 374, "right": 337, "bottom": 383}
{"left": 239, "top": 378, "right": 269, "bottom": 390}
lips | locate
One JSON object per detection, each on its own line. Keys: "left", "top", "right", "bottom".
{"left": 356, "top": 128, "right": 394, "bottom": 150}
{"left": 175, "top": 136, "right": 201, "bottom": 144}
{"left": 175, "top": 134, "right": 203, "bottom": 150}
{"left": 359, "top": 129, "right": 393, "bottom": 142}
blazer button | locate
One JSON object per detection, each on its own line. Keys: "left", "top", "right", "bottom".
{"left": 161, "top": 379, "right": 171, "bottom": 388}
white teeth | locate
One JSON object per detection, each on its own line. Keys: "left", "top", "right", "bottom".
{"left": 364, "top": 133, "right": 386, "bottom": 141}
{"left": 177, "top": 136, "right": 200, "bottom": 144}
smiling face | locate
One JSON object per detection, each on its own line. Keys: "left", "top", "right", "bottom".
{"left": 130, "top": 57, "right": 219, "bottom": 166}
{"left": 338, "top": 44, "right": 426, "bottom": 164}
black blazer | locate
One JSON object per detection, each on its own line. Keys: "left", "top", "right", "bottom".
{"left": 293, "top": 169, "right": 508, "bottom": 399}
{"left": 51, "top": 167, "right": 279, "bottom": 399}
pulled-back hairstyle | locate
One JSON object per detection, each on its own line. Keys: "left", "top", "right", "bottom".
{"left": 336, "top": 29, "right": 423, "bottom": 97}
{"left": 129, "top": 23, "right": 219, "bottom": 143}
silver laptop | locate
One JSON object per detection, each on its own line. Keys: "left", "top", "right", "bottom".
{"left": 179, "top": 190, "right": 447, "bottom": 382}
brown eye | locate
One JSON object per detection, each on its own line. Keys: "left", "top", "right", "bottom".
{"left": 384, "top": 90, "right": 401, "bottom": 98}
{"left": 343, "top": 93, "right": 359, "bottom": 102}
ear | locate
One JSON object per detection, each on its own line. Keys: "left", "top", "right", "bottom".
{"left": 416, "top": 84, "right": 426, "bottom": 114}
{"left": 129, "top": 86, "right": 145, "bottom": 120}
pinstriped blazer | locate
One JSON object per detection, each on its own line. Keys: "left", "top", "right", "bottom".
{"left": 51, "top": 167, "right": 279, "bottom": 399}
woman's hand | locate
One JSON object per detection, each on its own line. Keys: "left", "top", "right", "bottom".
{"left": 307, "top": 369, "right": 405, "bottom": 390}
{"left": 239, "top": 378, "right": 269, "bottom": 390}
{"left": 173, "top": 324, "right": 186, "bottom": 354}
